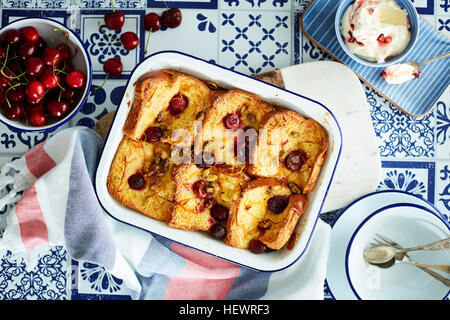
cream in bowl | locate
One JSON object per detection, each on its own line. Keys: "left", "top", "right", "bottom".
{"left": 340, "top": 0, "right": 411, "bottom": 63}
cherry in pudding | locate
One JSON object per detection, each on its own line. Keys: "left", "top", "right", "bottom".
{"left": 284, "top": 149, "right": 307, "bottom": 172}
{"left": 168, "top": 93, "right": 188, "bottom": 115}
{"left": 128, "top": 172, "right": 146, "bottom": 190}
{"left": 267, "top": 195, "right": 288, "bottom": 214}
{"left": 104, "top": 11, "right": 125, "bottom": 30}
{"left": 223, "top": 112, "right": 241, "bottom": 129}
{"left": 210, "top": 203, "right": 229, "bottom": 222}
{"left": 249, "top": 239, "right": 267, "bottom": 254}
{"left": 144, "top": 126, "right": 163, "bottom": 143}
{"left": 162, "top": 8, "right": 182, "bottom": 29}
{"left": 208, "top": 223, "right": 227, "bottom": 240}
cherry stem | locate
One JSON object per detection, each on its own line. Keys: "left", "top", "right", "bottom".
{"left": 4, "top": 82, "right": 26, "bottom": 108}
{"left": 52, "top": 67, "right": 66, "bottom": 91}
{"left": 58, "top": 90, "right": 62, "bottom": 103}
{"left": 53, "top": 27, "right": 69, "bottom": 38}
{"left": 162, "top": 0, "right": 169, "bottom": 9}
{"left": 97, "top": 22, "right": 122, "bottom": 44}
{"left": 1, "top": 44, "right": 10, "bottom": 72}
{"left": 94, "top": 73, "right": 109, "bottom": 91}
{"left": 111, "top": 0, "right": 115, "bottom": 12}
{"left": 144, "top": 28, "right": 152, "bottom": 55}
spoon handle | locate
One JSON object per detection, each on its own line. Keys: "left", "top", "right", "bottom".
{"left": 416, "top": 266, "right": 450, "bottom": 288}
{"left": 420, "top": 51, "right": 450, "bottom": 67}
{"left": 400, "top": 261, "right": 450, "bottom": 274}
{"left": 399, "top": 237, "right": 450, "bottom": 253}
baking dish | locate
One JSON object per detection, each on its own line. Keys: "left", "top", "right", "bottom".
{"left": 94, "top": 51, "right": 342, "bottom": 272}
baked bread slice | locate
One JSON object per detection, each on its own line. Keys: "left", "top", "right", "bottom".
{"left": 122, "top": 69, "right": 211, "bottom": 146}
{"left": 248, "top": 109, "right": 328, "bottom": 194}
{"left": 168, "top": 164, "right": 250, "bottom": 231}
{"left": 201, "top": 89, "right": 275, "bottom": 166}
{"left": 107, "top": 136, "right": 174, "bottom": 222}
{"left": 225, "top": 178, "right": 308, "bottom": 250}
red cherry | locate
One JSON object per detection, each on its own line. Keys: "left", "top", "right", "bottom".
{"left": 25, "top": 57, "right": 45, "bottom": 77}
{"left": 26, "top": 95, "right": 45, "bottom": 105}
{"left": 120, "top": 32, "right": 139, "bottom": 51}
{"left": 144, "top": 12, "right": 162, "bottom": 31}
{"left": 267, "top": 196, "right": 289, "bottom": 214}
{"left": 60, "top": 88, "right": 76, "bottom": 102}
{"left": 25, "top": 80, "right": 45, "bottom": 100}
{"left": 223, "top": 113, "right": 241, "bottom": 129}
{"left": 162, "top": 8, "right": 182, "bottom": 28}
{"left": 284, "top": 149, "right": 307, "bottom": 172}
{"left": 144, "top": 126, "right": 163, "bottom": 143}
{"left": 0, "top": 90, "right": 6, "bottom": 107}
{"left": 4, "top": 102, "right": 25, "bottom": 120}
{"left": 128, "top": 172, "right": 146, "bottom": 190}
{"left": 249, "top": 239, "right": 267, "bottom": 254}
{"left": 0, "top": 46, "right": 5, "bottom": 60}
{"left": 6, "top": 85, "right": 25, "bottom": 103}
{"left": 66, "top": 70, "right": 86, "bottom": 89}
{"left": 0, "top": 77, "right": 9, "bottom": 90}
{"left": 56, "top": 44, "right": 72, "bottom": 61}
{"left": 42, "top": 48, "right": 62, "bottom": 66}
{"left": 3, "top": 29, "right": 22, "bottom": 45}
{"left": 168, "top": 93, "right": 188, "bottom": 115}
{"left": 20, "top": 26, "right": 39, "bottom": 43}
{"left": 16, "top": 42, "right": 37, "bottom": 61}
{"left": 28, "top": 106, "right": 47, "bottom": 126}
{"left": 39, "top": 69, "right": 60, "bottom": 89}
{"left": 208, "top": 223, "right": 227, "bottom": 240}
{"left": 103, "top": 57, "right": 123, "bottom": 78}
{"left": 210, "top": 203, "right": 229, "bottom": 222}
{"left": 35, "top": 37, "right": 47, "bottom": 53}
{"left": 47, "top": 99, "right": 69, "bottom": 119}
{"left": 104, "top": 11, "right": 125, "bottom": 30}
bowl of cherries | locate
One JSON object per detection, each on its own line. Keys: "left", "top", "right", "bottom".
{"left": 0, "top": 17, "right": 92, "bottom": 131}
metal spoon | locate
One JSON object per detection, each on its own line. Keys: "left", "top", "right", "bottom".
{"left": 364, "top": 237, "right": 450, "bottom": 265}
{"left": 382, "top": 51, "right": 450, "bottom": 84}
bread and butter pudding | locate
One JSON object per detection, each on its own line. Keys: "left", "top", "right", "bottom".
{"left": 107, "top": 69, "right": 328, "bottom": 254}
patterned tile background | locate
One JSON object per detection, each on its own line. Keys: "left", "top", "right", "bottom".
{"left": 0, "top": 0, "right": 448, "bottom": 300}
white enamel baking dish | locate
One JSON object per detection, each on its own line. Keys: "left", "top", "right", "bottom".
{"left": 95, "top": 51, "right": 342, "bottom": 272}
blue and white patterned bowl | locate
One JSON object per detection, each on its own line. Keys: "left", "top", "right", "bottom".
{"left": 334, "top": 0, "right": 419, "bottom": 67}
{"left": 0, "top": 18, "right": 92, "bottom": 132}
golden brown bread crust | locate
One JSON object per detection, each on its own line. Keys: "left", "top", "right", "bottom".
{"left": 248, "top": 109, "right": 328, "bottom": 194}
{"left": 123, "top": 69, "right": 211, "bottom": 146}
{"left": 107, "top": 136, "right": 174, "bottom": 222}
{"left": 224, "top": 178, "right": 308, "bottom": 250}
{"left": 108, "top": 70, "right": 328, "bottom": 253}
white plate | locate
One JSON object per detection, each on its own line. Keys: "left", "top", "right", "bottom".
{"left": 347, "top": 203, "right": 450, "bottom": 300}
{"left": 326, "top": 190, "right": 449, "bottom": 299}
{"left": 94, "top": 51, "right": 342, "bottom": 272}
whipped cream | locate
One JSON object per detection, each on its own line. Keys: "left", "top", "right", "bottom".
{"left": 340, "top": 0, "right": 411, "bottom": 63}
{"left": 381, "top": 62, "right": 421, "bottom": 84}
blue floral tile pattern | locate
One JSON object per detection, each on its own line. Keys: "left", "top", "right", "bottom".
{"left": 0, "top": 0, "right": 448, "bottom": 301}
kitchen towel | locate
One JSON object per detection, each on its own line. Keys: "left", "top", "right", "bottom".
{"left": 0, "top": 127, "right": 331, "bottom": 300}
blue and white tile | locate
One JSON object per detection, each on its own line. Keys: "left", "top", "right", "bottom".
{"left": 148, "top": 0, "right": 218, "bottom": 9}
{"left": 71, "top": 79, "right": 127, "bottom": 128}
{"left": 436, "top": 0, "right": 450, "bottom": 15}
{"left": 80, "top": 9, "right": 145, "bottom": 80}
{"left": 144, "top": 9, "right": 218, "bottom": 62}
{"left": 364, "top": 84, "right": 436, "bottom": 158}
{"left": 218, "top": 11, "right": 291, "bottom": 75}
{"left": 0, "top": 246, "right": 68, "bottom": 300}
{"left": 74, "top": 0, "right": 146, "bottom": 8}
{"left": 435, "top": 89, "right": 450, "bottom": 159}
{"left": 1, "top": 0, "right": 71, "bottom": 8}
{"left": 436, "top": 161, "right": 450, "bottom": 221}
{"left": 377, "top": 160, "right": 435, "bottom": 204}
{"left": 219, "top": 0, "right": 291, "bottom": 10}
{"left": 1, "top": 9, "right": 72, "bottom": 27}
{"left": 72, "top": 260, "right": 130, "bottom": 297}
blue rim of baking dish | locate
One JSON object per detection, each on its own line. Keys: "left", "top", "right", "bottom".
{"left": 345, "top": 202, "right": 450, "bottom": 300}
{"left": 93, "top": 50, "right": 343, "bottom": 273}
{"left": 0, "top": 17, "right": 92, "bottom": 133}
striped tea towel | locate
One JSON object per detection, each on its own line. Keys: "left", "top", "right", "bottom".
{"left": 0, "top": 127, "right": 331, "bottom": 300}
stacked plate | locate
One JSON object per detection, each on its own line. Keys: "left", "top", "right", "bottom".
{"left": 326, "top": 190, "right": 450, "bottom": 300}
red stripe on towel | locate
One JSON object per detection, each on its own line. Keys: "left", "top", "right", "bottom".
{"left": 15, "top": 184, "right": 49, "bottom": 249}
{"left": 163, "top": 242, "right": 240, "bottom": 300}
{"left": 25, "top": 142, "right": 57, "bottom": 179}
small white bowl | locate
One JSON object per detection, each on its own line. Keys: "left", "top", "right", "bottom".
{"left": 346, "top": 203, "right": 450, "bottom": 300}
{"left": 0, "top": 17, "right": 92, "bottom": 132}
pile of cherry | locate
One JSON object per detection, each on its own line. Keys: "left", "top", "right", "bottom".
{"left": 0, "top": 26, "right": 87, "bottom": 127}
{"left": 103, "top": 8, "right": 182, "bottom": 78}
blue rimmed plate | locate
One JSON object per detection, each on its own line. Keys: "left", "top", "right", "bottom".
{"left": 326, "top": 190, "right": 448, "bottom": 300}
{"left": 346, "top": 202, "right": 449, "bottom": 300}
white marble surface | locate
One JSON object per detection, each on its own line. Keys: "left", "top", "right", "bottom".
{"left": 281, "top": 61, "right": 381, "bottom": 212}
